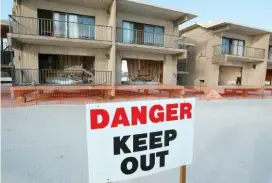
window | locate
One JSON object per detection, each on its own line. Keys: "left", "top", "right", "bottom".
{"left": 122, "top": 22, "right": 134, "bottom": 44}
{"left": 38, "top": 10, "right": 95, "bottom": 39}
{"left": 221, "top": 37, "right": 245, "bottom": 56}
{"left": 144, "top": 25, "right": 164, "bottom": 46}
{"left": 54, "top": 13, "right": 95, "bottom": 39}
{"left": 269, "top": 45, "right": 272, "bottom": 60}
{"left": 122, "top": 21, "right": 164, "bottom": 46}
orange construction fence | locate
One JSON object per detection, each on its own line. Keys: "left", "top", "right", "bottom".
{"left": 1, "top": 84, "right": 272, "bottom": 108}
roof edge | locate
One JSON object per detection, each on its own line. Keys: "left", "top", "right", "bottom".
{"left": 179, "top": 23, "right": 206, "bottom": 34}
{"left": 122, "top": 0, "right": 198, "bottom": 21}
{"left": 180, "top": 21, "right": 272, "bottom": 35}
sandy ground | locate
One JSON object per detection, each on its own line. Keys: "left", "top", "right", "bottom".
{"left": 1, "top": 99, "right": 272, "bottom": 183}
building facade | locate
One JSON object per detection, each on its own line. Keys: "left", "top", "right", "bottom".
{"left": 179, "top": 22, "right": 271, "bottom": 87}
{"left": 8, "top": 0, "right": 196, "bottom": 95}
{"left": 266, "top": 34, "right": 272, "bottom": 85}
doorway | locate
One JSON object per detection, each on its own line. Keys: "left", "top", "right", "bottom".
{"left": 219, "top": 66, "right": 242, "bottom": 86}
{"left": 122, "top": 59, "right": 163, "bottom": 84}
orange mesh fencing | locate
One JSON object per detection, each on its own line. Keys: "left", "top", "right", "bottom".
{"left": 1, "top": 84, "right": 272, "bottom": 108}
{"left": 183, "top": 85, "right": 272, "bottom": 100}
{"left": 1, "top": 84, "right": 184, "bottom": 108}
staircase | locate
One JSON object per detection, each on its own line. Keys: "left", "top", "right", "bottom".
{"left": 1, "top": 45, "right": 13, "bottom": 66}
{"left": 1, "top": 46, "right": 14, "bottom": 83}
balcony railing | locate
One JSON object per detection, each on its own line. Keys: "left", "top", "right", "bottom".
{"left": 11, "top": 69, "right": 112, "bottom": 86}
{"left": 213, "top": 44, "right": 265, "bottom": 59}
{"left": 116, "top": 27, "right": 190, "bottom": 49}
{"left": 9, "top": 15, "right": 112, "bottom": 42}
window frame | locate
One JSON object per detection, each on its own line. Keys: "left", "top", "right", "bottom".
{"left": 121, "top": 20, "right": 165, "bottom": 46}
{"left": 221, "top": 37, "right": 245, "bottom": 56}
{"left": 37, "top": 9, "right": 95, "bottom": 39}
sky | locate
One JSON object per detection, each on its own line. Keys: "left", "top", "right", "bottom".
{"left": 1, "top": 0, "right": 271, "bottom": 31}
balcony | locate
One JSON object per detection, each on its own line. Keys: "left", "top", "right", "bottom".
{"left": 116, "top": 27, "right": 193, "bottom": 54}
{"left": 12, "top": 69, "right": 112, "bottom": 86}
{"left": 212, "top": 44, "right": 265, "bottom": 63}
{"left": 8, "top": 15, "right": 112, "bottom": 48}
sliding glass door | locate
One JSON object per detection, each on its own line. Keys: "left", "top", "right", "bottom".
{"left": 81, "top": 17, "right": 95, "bottom": 39}
{"left": 221, "top": 37, "right": 245, "bottom": 56}
{"left": 53, "top": 13, "right": 67, "bottom": 37}
{"left": 232, "top": 40, "right": 244, "bottom": 56}
{"left": 154, "top": 26, "right": 164, "bottom": 47}
{"left": 144, "top": 25, "right": 164, "bottom": 46}
{"left": 53, "top": 12, "right": 95, "bottom": 39}
{"left": 221, "top": 38, "right": 230, "bottom": 54}
{"left": 123, "top": 22, "right": 134, "bottom": 43}
{"left": 121, "top": 21, "right": 164, "bottom": 46}
{"left": 68, "top": 15, "right": 80, "bottom": 38}
{"left": 144, "top": 25, "right": 154, "bottom": 45}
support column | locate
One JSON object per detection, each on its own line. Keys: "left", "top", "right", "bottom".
{"left": 163, "top": 55, "right": 177, "bottom": 85}
{"left": 115, "top": 52, "right": 122, "bottom": 84}
{"left": 108, "top": 0, "right": 116, "bottom": 96}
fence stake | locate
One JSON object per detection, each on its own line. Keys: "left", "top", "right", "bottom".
{"left": 180, "top": 166, "right": 186, "bottom": 183}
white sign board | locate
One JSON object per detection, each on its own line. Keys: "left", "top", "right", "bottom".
{"left": 86, "top": 98, "right": 195, "bottom": 183}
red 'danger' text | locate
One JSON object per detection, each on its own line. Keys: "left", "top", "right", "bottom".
{"left": 90, "top": 102, "right": 192, "bottom": 129}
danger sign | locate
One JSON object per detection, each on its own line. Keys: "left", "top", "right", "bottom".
{"left": 86, "top": 98, "right": 195, "bottom": 183}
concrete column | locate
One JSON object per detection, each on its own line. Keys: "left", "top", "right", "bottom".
{"left": 163, "top": 55, "right": 177, "bottom": 85}
{"left": 108, "top": 0, "right": 116, "bottom": 96}
{"left": 115, "top": 51, "right": 122, "bottom": 84}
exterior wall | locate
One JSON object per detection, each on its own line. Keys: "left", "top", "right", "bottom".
{"left": 181, "top": 27, "right": 271, "bottom": 86}
{"left": 163, "top": 55, "right": 177, "bottom": 85}
{"left": 18, "top": 0, "right": 109, "bottom": 26}
{"left": 182, "top": 27, "right": 220, "bottom": 86}
{"left": 245, "top": 33, "right": 270, "bottom": 85}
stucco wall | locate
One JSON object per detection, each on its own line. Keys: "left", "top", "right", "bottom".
{"left": 163, "top": 55, "right": 177, "bottom": 85}
{"left": 181, "top": 27, "right": 221, "bottom": 86}
{"left": 19, "top": 0, "right": 109, "bottom": 26}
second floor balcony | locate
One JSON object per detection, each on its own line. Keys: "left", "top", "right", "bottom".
{"left": 8, "top": 15, "right": 112, "bottom": 48}
{"left": 213, "top": 44, "right": 265, "bottom": 63}
{"left": 116, "top": 27, "right": 193, "bottom": 54}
